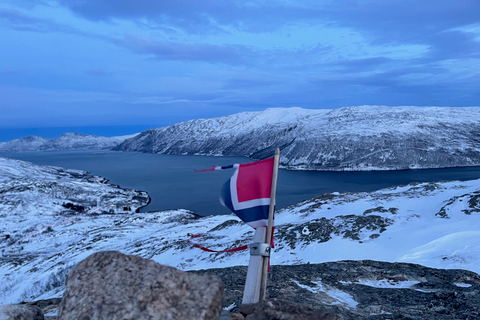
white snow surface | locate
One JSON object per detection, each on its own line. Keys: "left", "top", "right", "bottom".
{"left": 1, "top": 157, "right": 480, "bottom": 305}
{"left": 341, "top": 279, "right": 421, "bottom": 289}
{"left": 292, "top": 280, "right": 358, "bottom": 309}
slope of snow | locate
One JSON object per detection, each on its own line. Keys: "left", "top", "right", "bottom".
{"left": 114, "top": 106, "right": 480, "bottom": 171}
{"left": 1, "top": 157, "right": 480, "bottom": 304}
{"left": 0, "top": 133, "right": 137, "bottom": 152}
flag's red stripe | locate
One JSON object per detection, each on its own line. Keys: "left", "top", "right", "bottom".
{"left": 236, "top": 157, "right": 274, "bottom": 202}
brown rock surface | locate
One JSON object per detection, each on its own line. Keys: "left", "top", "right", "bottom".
{"left": 58, "top": 251, "right": 224, "bottom": 320}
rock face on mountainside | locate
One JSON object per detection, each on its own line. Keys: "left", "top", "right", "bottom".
{"left": 0, "top": 132, "right": 136, "bottom": 152}
{"left": 113, "top": 106, "right": 480, "bottom": 171}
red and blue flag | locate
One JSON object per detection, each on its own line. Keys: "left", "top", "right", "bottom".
{"left": 196, "top": 157, "right": 276, "bottom": 228}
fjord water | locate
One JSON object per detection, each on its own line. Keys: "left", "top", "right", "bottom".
{"left": 3, "top": 150, "right": 480, "bottom": 216}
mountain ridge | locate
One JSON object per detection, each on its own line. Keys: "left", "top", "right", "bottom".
{"left": 3, "top": 106, "right": 480, "bottom": 171}
{"left": 113, "top": 106, "right": 480, "bottom": 171}
{"left": 0, "top": 132, "right": 137, "bottom": 152}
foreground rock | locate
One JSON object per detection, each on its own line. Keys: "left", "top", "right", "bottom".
{"left": 58, "top": 251, "right": 224, "bottom": 320}
{"left": 0, "top": 304, "right": 44, "bottom": 320}
{"left": 194, "top": 260, "right": 480, "bottom": 320}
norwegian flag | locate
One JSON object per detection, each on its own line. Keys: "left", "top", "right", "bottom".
{"left": 195, "top": 157, "right": 276, "bottom": 228}
{"left": 192, "top": 155, "right": 278, "bottom": 255}
{"left": 220, "top": 157, "right": 275, "bottom": 228}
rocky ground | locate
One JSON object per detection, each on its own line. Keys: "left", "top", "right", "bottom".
{"left": 195, "top": 260, "right": 480, "bottom": 319}
{"left": 22, "top": 260, "right": 480, "bottom": 320}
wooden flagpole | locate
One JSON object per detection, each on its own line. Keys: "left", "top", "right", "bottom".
{"left": 241, "top": 148, "right": 280, "bottom": 304}
{"left": 260, "top": 147, "right": 280, "bottom": 300}
{"left": 241, "top": 227, "right": 267, "bottom": 304}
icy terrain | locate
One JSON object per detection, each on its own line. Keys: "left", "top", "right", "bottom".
{"left": 1, "top": 157, "right": 480, "bottom": 306}
{"left": 0, "top": 132, "right": 136, "bottom": 152}
{"left": 114, "top": 106, "right": 480, "bottom": 171}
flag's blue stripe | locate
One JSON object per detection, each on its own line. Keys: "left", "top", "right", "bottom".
{"left": 221, "top": 178, "right": 269, "bottom": 223}
{"left": 234, "top": 205, "right": 270, "bottom": 223}
{"left": 221, "top": 179, "right": 234, "bottom": 212}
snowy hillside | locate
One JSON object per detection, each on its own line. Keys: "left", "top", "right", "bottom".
{"left": 0, "top": 132, "right": 137, "bottom": 152}
{"left": 114, "top": 106, "right": 480, "bottom": 171}
{"left": 1, "top": 157, "right": 480, "bottom": 305}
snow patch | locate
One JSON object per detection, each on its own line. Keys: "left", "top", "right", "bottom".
{"left": 400, "top": 231, "right": 480, "bottom": 271}
{"left": 341, "top": 279, "right": 420, "bottom": 289}
{"left": 292, "top": 280, "right": 358, "bottom": 309}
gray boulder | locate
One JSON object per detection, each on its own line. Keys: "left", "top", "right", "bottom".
{"left": 58, "top": 251, "right": 224, "bottom": 320}
{"left": 0, "top": 304, "right": 44, "bottom": 320}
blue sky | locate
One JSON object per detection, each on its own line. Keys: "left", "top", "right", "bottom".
{"left": 1, "top": 0, "right": 479, "bottom": 141}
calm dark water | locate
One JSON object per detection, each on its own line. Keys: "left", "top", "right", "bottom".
{"left": 2, "top": 150, "right": 480, "bottom": 216}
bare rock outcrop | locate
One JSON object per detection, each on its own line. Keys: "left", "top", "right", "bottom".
{"left": 58, "top": 251, "right": 224, "bottom": 320}
{"left": 0, "top": 304, "right": 44, "bottom": 320}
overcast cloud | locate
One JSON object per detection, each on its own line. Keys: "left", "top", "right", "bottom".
{"left": 0, "top": 0, "right": 479, "bottom": 140}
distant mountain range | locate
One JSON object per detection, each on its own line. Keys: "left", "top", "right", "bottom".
{"left": 2, "top": 106, "right": 480, "bottom": 171}
{"left": 113, "top": 106, "right": 480, "bottom": 171}
{"left": 0, "top": 132, "right": 137, "bottom": 152}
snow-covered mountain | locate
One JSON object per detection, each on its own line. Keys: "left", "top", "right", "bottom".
{"left": 2, "top": 157, "right": 480, "bottom": 306}
{"left": 0, "top": 132, "right": 137, "bottom": 152}
{"left": 114, "top": 106, "right": 480, "bottom": 171}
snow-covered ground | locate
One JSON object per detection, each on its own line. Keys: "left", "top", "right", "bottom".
{"left": 1, "top": 157, "right": 480, "bottom": 306}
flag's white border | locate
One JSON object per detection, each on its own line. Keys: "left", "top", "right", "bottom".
{"left": 230, "top": 164, "right": 272, "bottom": 210}
{"left": 247, "top": 219, "right": 269, "bottom": 229}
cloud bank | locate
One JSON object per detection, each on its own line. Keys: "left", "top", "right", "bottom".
{"left": 0, "top": 0, "right": 479, "bottom": 138}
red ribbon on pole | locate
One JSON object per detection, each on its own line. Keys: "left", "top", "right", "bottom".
{"left": 188, "top": 233, "right": 249, "bottom": 253}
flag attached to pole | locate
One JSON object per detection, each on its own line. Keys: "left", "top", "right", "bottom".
{"left": 219, "top": 157, "right": 275, "bottom": 229}
{"left": 194, "top": 150, "right": 280, "bottom": 304}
